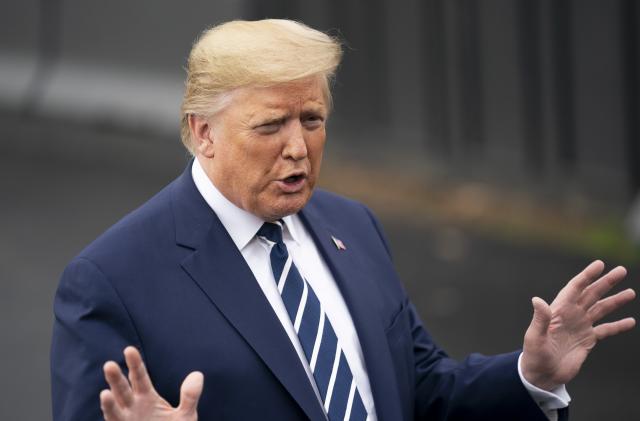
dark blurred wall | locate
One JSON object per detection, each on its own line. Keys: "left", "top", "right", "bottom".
{"left": 2, "top": 0, "right": 638, "bottom": 205}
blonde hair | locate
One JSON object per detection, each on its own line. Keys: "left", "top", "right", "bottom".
{"left": 180, "top": 19, "right": 343, "bottom": 153}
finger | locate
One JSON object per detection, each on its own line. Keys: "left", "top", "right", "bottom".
{"left": 178, "top": 371, "right": 204, "bottom": 416}
{"left": 580, "top": 266, "right": 627, "bottom": 308}
{"left": 588, "top": 288, "right": 636, "bottom": 322}
{"left": 528, "top": 297, "right": 552, "bottom": 337}
{"left": 124, "top": 346, "right": 154, "bottom": 394}
{"left": 565, "top": 260, "right": 605, "bottom": 299}
{"left": 100, "top": 389, "right": 125, "bottom": 421}
{"left": 594, "top": 317, "right": 636, "bottom": 340}
{"left": 103, "top": 361, "right": 133, "bottom": 408}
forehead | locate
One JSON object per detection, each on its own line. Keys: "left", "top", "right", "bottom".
{"left": 231, "top": 77, "right": 328, "bottom": 116}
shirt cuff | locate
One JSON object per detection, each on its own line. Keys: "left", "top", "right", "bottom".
{"left": 517, "top": 353, "right": 571, "bottom": 420}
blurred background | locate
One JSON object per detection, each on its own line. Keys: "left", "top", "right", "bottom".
{"left": 1, "top": 0, "right": 639, "bottom": 419}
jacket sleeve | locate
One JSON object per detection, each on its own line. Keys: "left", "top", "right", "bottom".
{"left": 362, "top": 204, "right": 554, "bottom": 420}
{"left": 406, "top": 302, "right": 550, "bottom": 420}
{"left": 50, "top": 257, "right": 143, "bottom": 421}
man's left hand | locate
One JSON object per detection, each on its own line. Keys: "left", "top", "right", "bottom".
{"left": 521, "top": 260, "right": 636, "bottom": 391}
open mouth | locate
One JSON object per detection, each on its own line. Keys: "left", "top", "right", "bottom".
{"left": 283, "top": 174, "right": 304, "bottom": 184}
{"left": 278, "top": 173, "right": 307, "bottom": 192}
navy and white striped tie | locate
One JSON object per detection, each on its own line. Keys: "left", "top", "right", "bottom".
{"left": 257, "top": 221, "right": 368, "bottom": 421}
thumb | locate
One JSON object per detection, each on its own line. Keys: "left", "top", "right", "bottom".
{"left": 178, "top": 371, "right": 204, "bottom": 416}
{"left": 529, "top": 296, "right": 552, "bottom": 337}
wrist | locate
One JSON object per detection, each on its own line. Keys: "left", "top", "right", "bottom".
{"left": 520, "top": 353, "right": 558, "bottom": 391}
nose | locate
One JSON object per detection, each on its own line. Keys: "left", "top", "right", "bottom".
{"left": 282, "top": 121, "right": 308, "bottom": 161}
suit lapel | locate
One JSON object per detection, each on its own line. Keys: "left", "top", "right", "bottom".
{"left": 300, "top": 206, "right": 404, "bottom": 421}
{"left": 171, "top": 166, "right": 326, "bottom": 421}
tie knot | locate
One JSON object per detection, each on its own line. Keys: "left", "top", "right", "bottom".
{"left": 257, "top": 221, "right": 284, "bottom": 244}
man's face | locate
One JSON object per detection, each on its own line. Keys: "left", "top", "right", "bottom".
{"left": 202, "top": 77, "right": 328, "bottom": 221}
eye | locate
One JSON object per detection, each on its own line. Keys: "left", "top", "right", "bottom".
{"left": 302, "top": 114, "right": 324, "bottom": 129}
{"left": 254, "top": 119, "right": 283, "bottom": 135}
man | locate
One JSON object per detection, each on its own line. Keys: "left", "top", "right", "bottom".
{"left": 51, "top": 19, "right": 636, "bottom": 421}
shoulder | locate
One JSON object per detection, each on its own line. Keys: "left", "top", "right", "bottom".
{"left": 74, "top": 177, "right": 180, "bottom": 272}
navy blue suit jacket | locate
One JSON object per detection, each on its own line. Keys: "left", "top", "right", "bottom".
{"left": 51, "top": 162, "right": 558, "bottom": 420}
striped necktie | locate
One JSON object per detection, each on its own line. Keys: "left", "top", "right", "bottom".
{"left": 257, "top": 221, "right": 368, "bottom": 421}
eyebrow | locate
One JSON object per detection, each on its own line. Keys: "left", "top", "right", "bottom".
{"left": 250, "top": 112, "right": 290, "bottom": 127}
{"left": 247, "top": 100, "right": 327, "bottom": 126}
{"left": 302, "top": 103, "right": 326, "bottom": 114}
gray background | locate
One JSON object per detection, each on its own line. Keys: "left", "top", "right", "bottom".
{"left": 1, "top": 0, "right": 639, "bottom": 420}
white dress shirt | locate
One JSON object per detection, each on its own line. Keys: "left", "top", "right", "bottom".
{"left": 192, "top": 157, "right": 569, "bottom": 420}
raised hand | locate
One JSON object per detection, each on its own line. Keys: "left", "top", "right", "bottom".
{"left": 100, "top": 346, "right": 203, "bottom": 421}
{"left": 521, "top": 260, "right": 636, "bottom": 391}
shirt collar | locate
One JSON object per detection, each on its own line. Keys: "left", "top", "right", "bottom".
{"left": 191, "top": 157, "right": 300, "bottom": 250}
{"left": 282, "top": 214, "right": 300, "bottom": 244}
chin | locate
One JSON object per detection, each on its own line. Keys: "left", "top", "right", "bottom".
{"left": 261, "top": 194, "right": 311, "bottom": 221}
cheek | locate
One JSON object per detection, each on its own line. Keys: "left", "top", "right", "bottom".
{"left": 245, "top": 154, "right": 278, "bottom": 191}
{"left": 308, "top": 137, "right": 325, "bottom": 169}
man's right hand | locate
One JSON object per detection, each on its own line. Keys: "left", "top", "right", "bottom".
{"left": 100, "top": 346, "right": 203, "bottom": 421}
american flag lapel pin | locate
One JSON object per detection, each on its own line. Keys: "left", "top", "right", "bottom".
{"left": 331, "top": 235, "right": 347, "bottom": 251}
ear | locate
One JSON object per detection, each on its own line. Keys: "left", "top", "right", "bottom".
{"left": 188, "top": 114, "right": 216, "bottom": 158}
